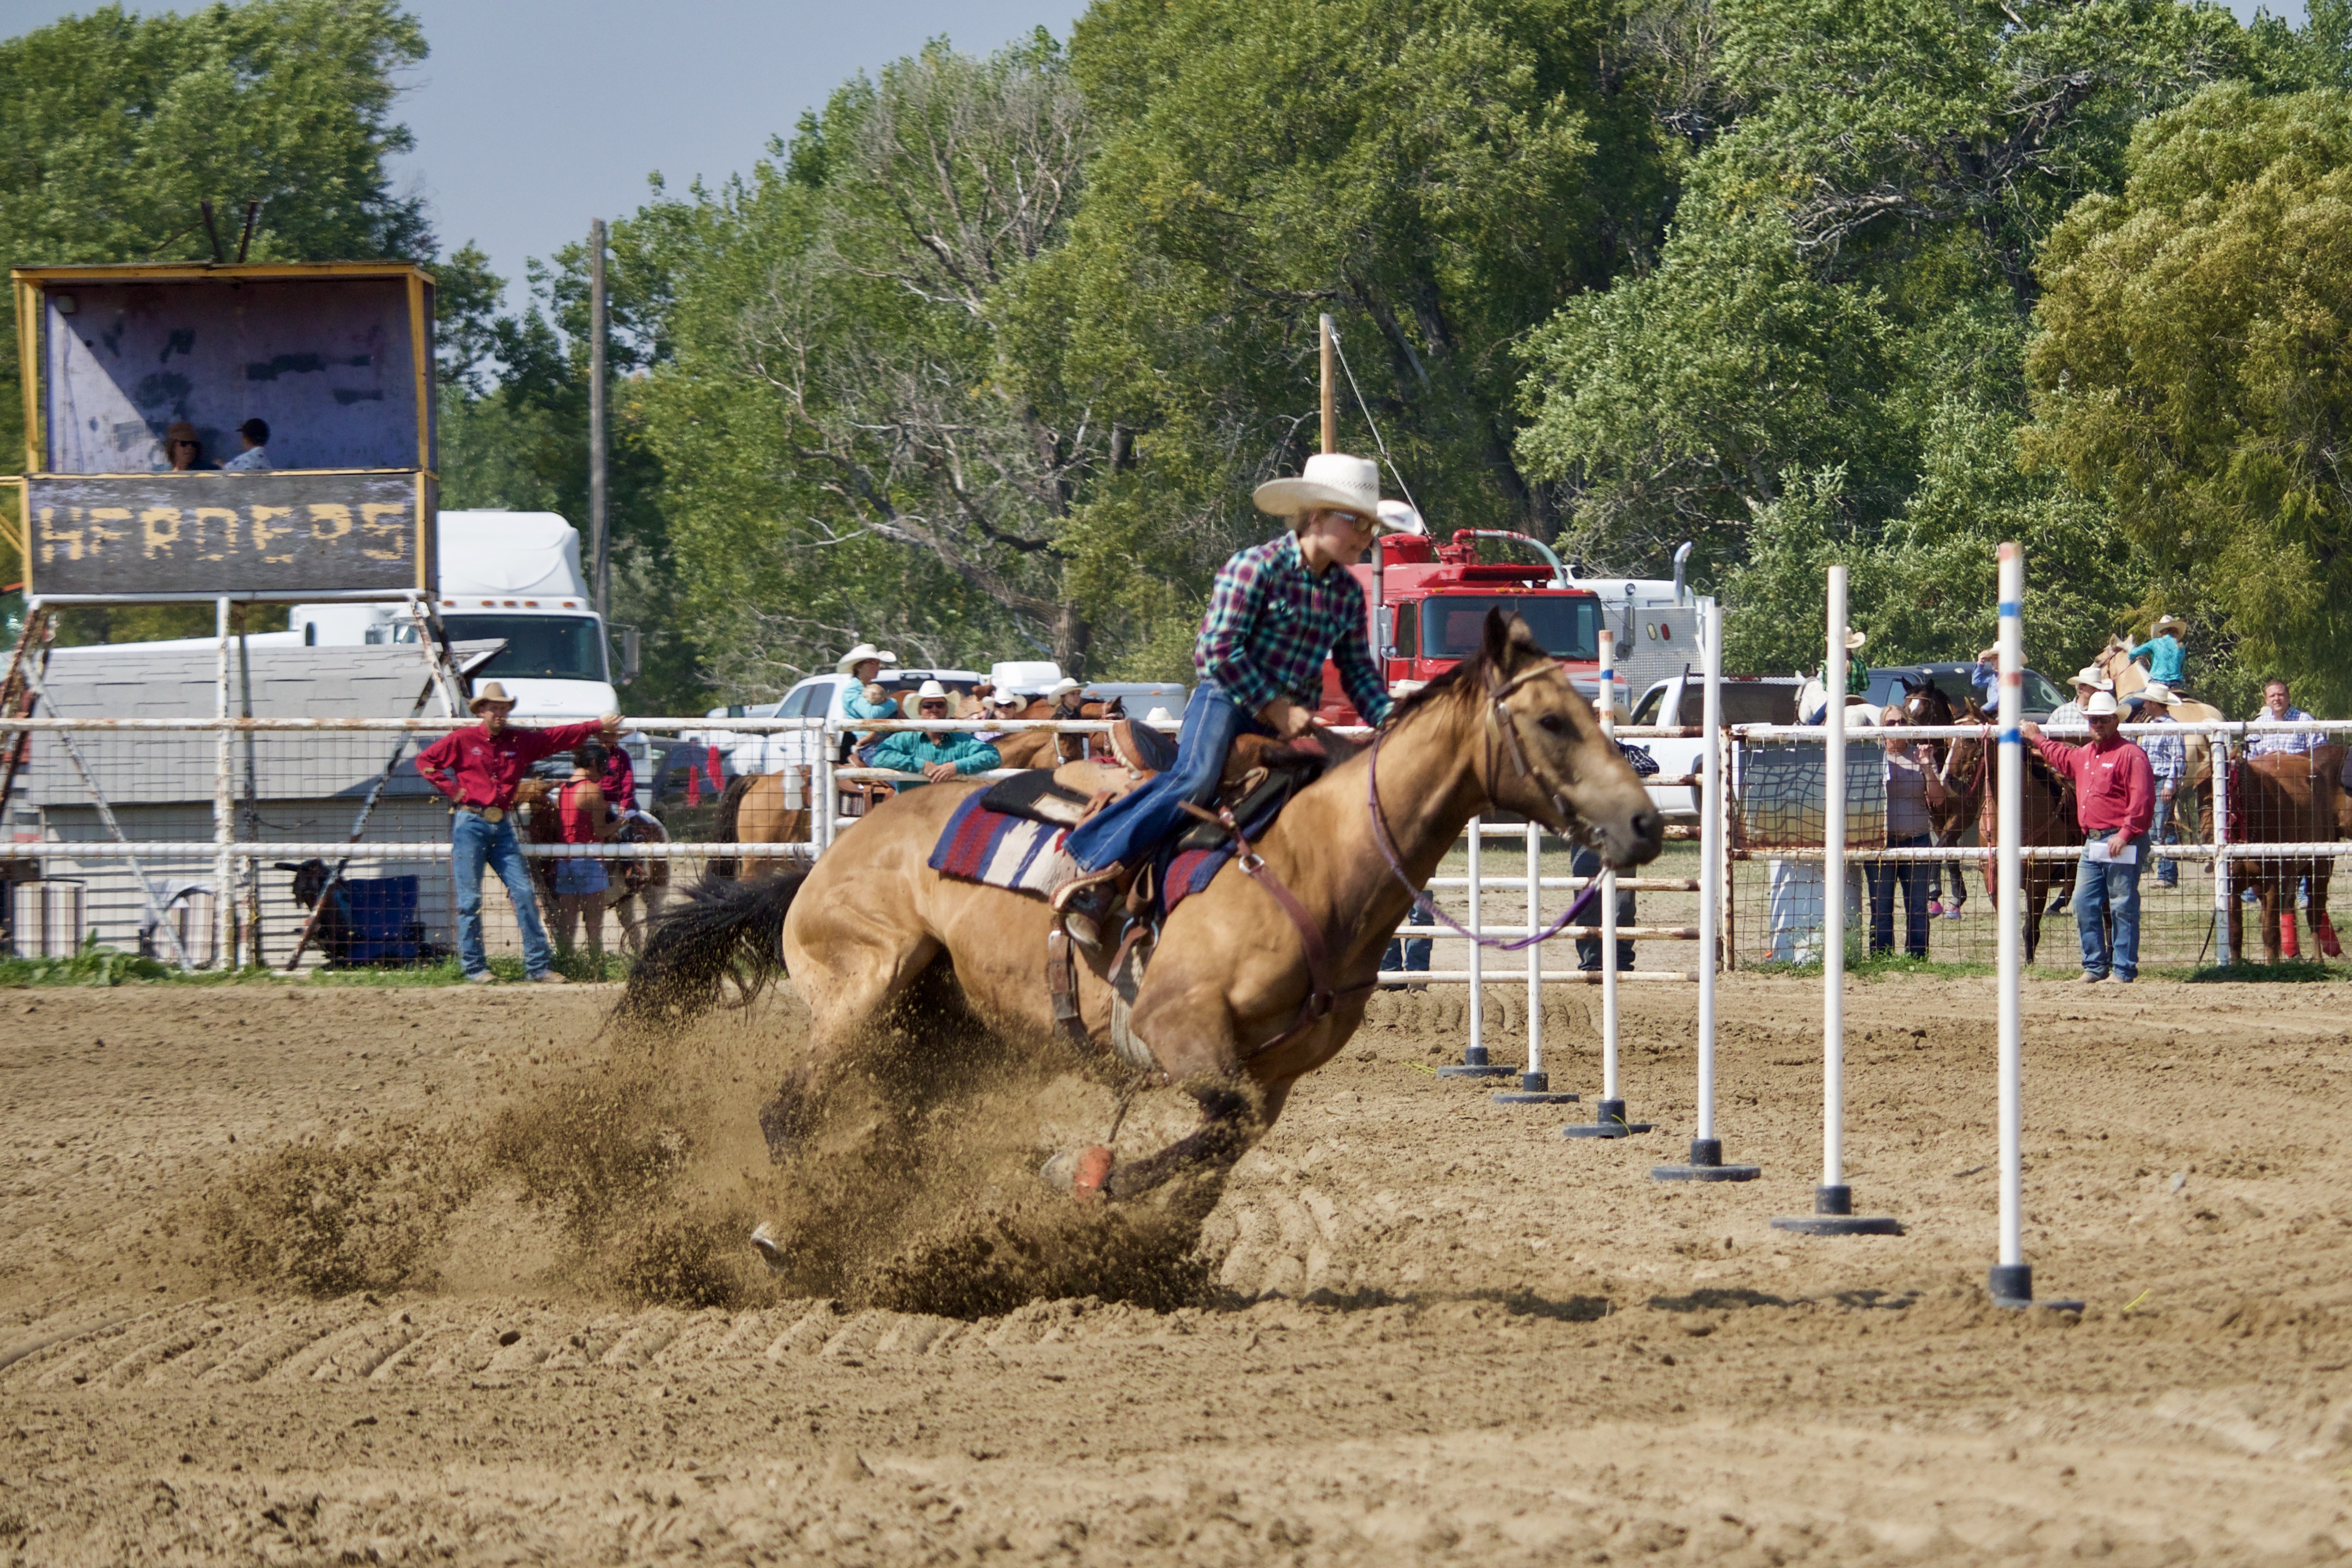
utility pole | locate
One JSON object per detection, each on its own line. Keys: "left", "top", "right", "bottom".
{"left": 588, "top": 217, "right": 610, "bottom": 621}
{"left": 1318, "top": 313, "right": 1336, "bottom": 454}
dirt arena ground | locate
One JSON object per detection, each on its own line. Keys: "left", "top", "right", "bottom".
{"left": 3, "top": 973, "right": 2351, "bottom": 1565}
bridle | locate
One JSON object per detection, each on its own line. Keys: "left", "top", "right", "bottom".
{"left": 1365, "top": 664, "right": 1608, "bottom": 952}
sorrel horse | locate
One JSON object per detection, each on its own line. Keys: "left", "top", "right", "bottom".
{"left": 623, "top": 611, "right": 1663, "bottom": 1205}
{"left": 1943, "top": 722, "right": 2080, "bottom": 963}
{"left": 2228, "top": 746, "right": 2345, "bottom": 964}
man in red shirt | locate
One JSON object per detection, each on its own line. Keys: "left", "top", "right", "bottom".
{"left": 2023, "top": 690, "right": 2155, "bottom": 983}
{"left": 416, "top": 682, "right": 621, "bottom": 983}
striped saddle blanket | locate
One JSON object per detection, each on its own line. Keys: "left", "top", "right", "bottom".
{"left": 929, "top": 793, "right": 1078, "bottom": 898}
{"left": 929, "top": 791, "right": 1236, "bottom": 914}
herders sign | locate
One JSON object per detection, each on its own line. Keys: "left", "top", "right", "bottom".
{"left": 25, "top": 471, "right": 433, "bottom": 598}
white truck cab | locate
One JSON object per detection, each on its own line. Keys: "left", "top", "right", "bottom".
{"left": 1624, "top": 672, "right": 1806, "bottom": 822}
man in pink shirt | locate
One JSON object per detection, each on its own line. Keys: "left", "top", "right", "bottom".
{"left": 416, "top": 682, "right": 619, "bottom": 984}
{"left": 2022, "top": 690, "right": 2155, "bottom": 983}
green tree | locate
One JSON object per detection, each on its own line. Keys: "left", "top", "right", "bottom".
{"left": 1062, "top": 0, "right": 1672, "bottom": 546}
{"left": 2026, "top": 83, "right": 2352, "bottom": 712}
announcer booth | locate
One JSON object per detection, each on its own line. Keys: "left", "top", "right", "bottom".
{"left": 11, "top": 260, "right": 437, "bottom": 603}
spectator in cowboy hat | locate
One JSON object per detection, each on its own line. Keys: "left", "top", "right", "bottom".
{"left": 416, "top": 683, "right": 621, "bottom": 984}
{"left": 1969, "top": 645, "right": 1999, "bottom": 710}
{"left": 2128, "top": 615, "right": 2189, "bottom": 690}
{"left": 1798, "top": 630, "right": 1869, "bottom": 724}
{"left": 2023, "top": 691, "right": 2155, "bottom": 983}
{"left": 2135, "top": 682, "right": 2186, "bottom": 889}
{"left": 867, "top": 679, "right": 999, "bottom": 787}
{"left": 1044, "top": 676, "right": 1087, "bottom": 719}
{"left": 2047, "top": 664, "right": 2113, "bottom": 728}
{"left": 1053, "top": 451, "right": 1403, "bottom": 945}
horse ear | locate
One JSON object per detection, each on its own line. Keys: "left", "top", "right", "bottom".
{"left": 1480, "top": 607, "right": 1514, "bottom": 671}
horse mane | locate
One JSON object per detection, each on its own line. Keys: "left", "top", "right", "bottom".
{"left": 1381, "top": 644, "right": 1502, "bottom": 730}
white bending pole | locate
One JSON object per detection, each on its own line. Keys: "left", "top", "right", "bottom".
{"left": 1822, "top": 566, "right": 1847, "bottom": 1189}
{"left": 1467, "top": 816, "right": 1485, "bottom": 1054}
{"left": 1996, "top": 543, "right": 2025, "bottom": 1269}
{"left": 2211, "top": 734, "right": 2232, "bottom": 969}
{"left": 214, "top": 597, "right": 234, "bottom": 969}
{"left": 1526, "top": 820, "right": 1542, "bottom": 1077}
{"left": 1599, "top": 628, "right": 1620, "bottom": 1100}
{"left": 1697, "top": 599, "right": 1723, "bottom": 1142}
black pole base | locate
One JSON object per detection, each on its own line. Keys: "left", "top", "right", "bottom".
{"left": 1771, "top": 1184, "right": 1904, "bottom": 1235}
{"left": 1988, "top": 1263, "right": 2084, "bottom": 1311}
{"left": 1493, "top": 1070, "right": 1580, "bottom": 1105}
{"left": 1437, "top": 1044, "right": 1514, "bottom": 1080}
{"left": 1652, "top": 1137, "right": 1761, "bottom": 1182}
{"left": 1562, "top": 1098, "right": 1654, "bottom": 1139}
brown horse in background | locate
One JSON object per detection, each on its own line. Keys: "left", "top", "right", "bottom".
{"left": 516, "top": 778, "right": 673, "bottom": 955}
{"left": 1900, "top": 677, "right": 1976, "bottom": 911}
{"left": 2229, "top": 746, "right": 2344, "bottom": 964}
{"left": 1944, "top": 722, "right": 2079, "bottom": 964}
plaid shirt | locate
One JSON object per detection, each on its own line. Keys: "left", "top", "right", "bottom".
{"left": 1196, "top": 532, "right": 1389, "bottom": 724}
{"left": 2141, "top": 713, "right": 2185, "bottom": 788}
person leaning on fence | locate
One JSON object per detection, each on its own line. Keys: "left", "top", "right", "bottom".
{"left": 866, "top": 680, "right": 1000, "bottom": 787}
{"left": 1873, "top": 705, "right": 1949, "bottom": 959}
{"left": 2133, "top": 682, "right": 2186, "bottom": 890}
{"left": 833, "top": 643, "right": 901, "bottom": 764}
{"left": 415, "top": 683, "right": 622, "bottom": 984}
{"left": 2023, "top": 692, "right": 2155, "bottom": 984}
{"left": 2246, "top": 677, "right": 2319, "bottom": 757}
{"left": 549, "top": 743, "right": 619, "bottom": 966}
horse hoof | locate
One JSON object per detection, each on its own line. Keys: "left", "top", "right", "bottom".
{"left": 1071, "top": 1146, "right": 1114, "bottom": 1204}
{"left": 1040, "top": 1146, "right": 1114, "bottom": 1202}
{"left": 749, "top": 1221, "right": 789, "bottom": 1275}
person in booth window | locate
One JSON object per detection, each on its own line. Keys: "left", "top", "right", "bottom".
{"left": 1051, "top": 452, "right": 1410, "bottom": 947}
{"left": 162, "top": 421, "right": 215, "bottom": 471}
{"left": 415, "top": 682, "right": 622, "bottom": 984}
{"left": 222, "top": 418, "right": 273, "bottom": 471}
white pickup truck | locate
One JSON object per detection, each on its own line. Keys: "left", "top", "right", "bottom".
{"left": 1622, "top": 673, "right": 1805, "bottom": 822}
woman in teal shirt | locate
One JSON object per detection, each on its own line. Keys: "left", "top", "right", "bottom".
{"left": 2127, "top": 616, "right": 2187, "bottom": 688}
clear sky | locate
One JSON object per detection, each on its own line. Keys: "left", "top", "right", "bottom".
{"left": 0, "top": 0, "right": 2301, "bottom": 311}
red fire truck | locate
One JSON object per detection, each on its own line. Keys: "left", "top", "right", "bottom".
{"left": 1315, "top": 529, "right": 1630, "bottom": 725}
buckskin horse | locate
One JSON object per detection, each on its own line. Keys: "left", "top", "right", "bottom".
{"left": 622, "top": 611, "right": 1662, "bottom": 1206}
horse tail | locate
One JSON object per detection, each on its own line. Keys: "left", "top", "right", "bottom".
{"left": 708, "top": 774, "right": 757, "bottom": 878}
{"left": 618, "top": 871, "right": 804, "bottom": 1025}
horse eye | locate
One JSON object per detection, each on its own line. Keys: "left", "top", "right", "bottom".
{"left": 1537, "top": 713, "right": 1566, "bottom": 734}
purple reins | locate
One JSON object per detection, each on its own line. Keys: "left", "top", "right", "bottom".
{"left": 1364, "top": 728, "right": 1604, "bottom": 952}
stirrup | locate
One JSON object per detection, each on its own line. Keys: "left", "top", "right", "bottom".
{"left": 1050, "top": 863, "right": 1126, "bottom": 915}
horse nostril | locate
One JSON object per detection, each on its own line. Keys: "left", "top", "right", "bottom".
{"left": 1632, "top": 809, "right": 1663, "bottom": 844}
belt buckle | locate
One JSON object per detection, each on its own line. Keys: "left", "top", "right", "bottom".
{"left": 483, "top": 806, "right": 505, "bottom": 824}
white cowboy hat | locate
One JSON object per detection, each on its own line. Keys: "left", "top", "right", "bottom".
{"left": 2154, "top": 614, "right": 2186, "bottom": 634}
{"left": 1843, "top": 630, "right": 1867, "bottom": 653}
{"left": 1044, "top": 677, "right": 1084, "bottom": 700}
{"left": 1254, "top": 453, "right": 1394, "bottom": 528}
{"left": 2085, "top": 691, "right": 2120, "bottom": 716}
{"left": 2138, "top": 682, "right": 2177, "bottom": 707}
{"left": 2071, "top": 665, "right": 2115, "bottom": 691}
{"left": 1977, "top": 645, "right": 1999, "bottom": 663}
{"left": 913, "top": 679, "right": 950, "bottom": 702}
{"left": 834, "top": 643, "right": 900, "bottom": 674}
{"left": 469, "top": 680, "right": 516, "bottom": 713}
{"left": 990, "top": 690, "right": 1025, "bottom": 709}
{"left": 1376, "top": 499, "right": 1427, "bottom": 536}
{"left": 1144, "top": 706, "right": 1175, "bottom": 724}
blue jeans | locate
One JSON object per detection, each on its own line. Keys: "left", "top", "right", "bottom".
{"left": 1065, "top": 684, "right": 1267, "bottom": 873}
{"left": 1869, "top": 833, "right": 1934, "bottom": 958}
{"left": 452, "top": 810, "right": 553, "bottom": 977}
{"left": 2155, "top": 793, "right": 2180, "bottom": 886}
{"left": 1572, "top": 843, "right": 1636, "bottom": 970}
{"left": 2074, "top": 837, "right": 2144, "bottom": 980}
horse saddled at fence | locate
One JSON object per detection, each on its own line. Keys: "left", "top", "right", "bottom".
{"left": 516, "top": 776, "right": 673, "bottom": 954}
{"left": 621, "top": 610, "right": 1663, "bottom": 1214}
{"left": 2229, "top": 745, "right": 2345, "bottom": 964}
